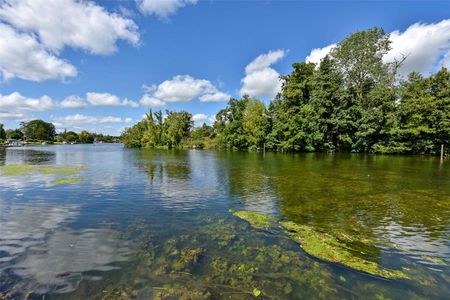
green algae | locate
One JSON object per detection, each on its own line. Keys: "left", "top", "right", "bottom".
{"left": 0, "top": 164, "right": 87, "bottom": 186}
{"left": 117, "top": 216, "right": 339, "bottom": 299}
{"left": 0, "top": 165, "right": 41, "bottom": 176}
{"left": 280, "top": 221, "right": 408, "bottom": 279}
{"left": 0, "top": 164, "right": 86, "bottom": 177}
{"left": 231, "top": 210, "right": 408, "bottom": 280}
{"left": 232, "top": 210, "right": 276, "bottom": 229}
{"left": 51, "top": 177, "right": 83, "bottom": 185}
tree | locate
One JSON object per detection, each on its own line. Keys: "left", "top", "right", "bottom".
{"left": 242, "top": 98, "right": 269, "bottom": 150}
{"left": 20, "top": 120, "right": 56, "bottom": 141}
{"left": 6, "top": 129, "right": 23, "bottom": 140}
{"left": 164, "top": 110, "right": 193, "bottom": 148}
{"left": 214, "top": 96, "right": 251, "bottom": 150}
{"left": 0, "top": 123, "right": 6, "bottom": 140}
{"left": 122, "top": 120, "right": 147, "bottom": 148}
{"left": 268, "top": 62, "right": 317, "bottom": 151}
{"left": 310, "top": 55, "right": 355, "bottom": 151}
{"left": 79, "top": 130, "right": 94, "bottom": 143}
{"left": 64, "top": 131, "right": 79, "bottom": 143}
{"left": 330, "top": 27, "right": 398, "bottom": 151}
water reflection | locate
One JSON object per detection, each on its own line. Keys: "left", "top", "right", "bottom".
{"left": 14, "top": 228, "right": 129, "bottom": 294}
{"left": 138, "top": 149, "right": 227, "bottom": 212}
{"left": 0, "top": 145, "right": 449, "bottom": 298}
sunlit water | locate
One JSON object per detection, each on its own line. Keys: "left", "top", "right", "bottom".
{"left": 0, "top": 144, "right": 449, "bottom": 299}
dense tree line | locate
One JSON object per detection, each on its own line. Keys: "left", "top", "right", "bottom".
{"left": 122, "top": 110, "right": 194, "bottom": 148}
{"left": 0, "top": 120, "right": 119, "bottom": 144}
{"left": 123, "top": 27, "right": 449, "bottom": 155}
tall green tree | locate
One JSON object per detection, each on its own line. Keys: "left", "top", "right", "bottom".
{"left": 20, "top": 120, "right": 56, "bottom": 141}
{"left": 268, "top": 62, "right": 317, "bottom": 151}
{"left": 242, "top": 98, "right": 269, "bottom": 150}
{"left": 330, "top": 28, "right": 399, "bottom": 151}
{"left": 0, "top": 123, "right": 6, "bottom": 140}
{"left": 215, "top": 96, "right": 251, "bottom": 150}
{"left": 164, "top": 110, "right": 193, "bottom": 148}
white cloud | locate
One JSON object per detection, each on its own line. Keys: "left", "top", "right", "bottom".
{"left": 137, "top": 0, "right": 197, "bottom": 19}
{"left": 0, "top": 0, "right": 139, "bottom": 82}
{"left": 192, "top": 113, "right": 208, "bottom": 123}
{"left": 0, "top": 23, "right": 77, "bottom": 82}
{"left": 0, "top": 92, "right": 55, "bottom": 111}
{"left": 139, "top": 94, "right": 166, "bottom": 108}
{"left": 153, "top": 75, "right": 216, "bottom": 102}
{"left": 0, "top": 112, "right": 25, "bottom": 120}
{"left": 52, "top": 114, "right": 133, "bottom": 127}
{"left": 60, "top": 95, "right": 87, "bottom": 109}
{"left": 145, "top": 75, "right": 230, "bottom": 105}
{"left": 384, "top": 20, "right": 450, "bottom": 77}
{"left": 86, "top": 92, "right": 138, "bottom": 107}
{"left": 0, "top": 0, "right": 139, "bottom": 55}
{"left": 245, "top": 50, "right": 286, "bottom": 74}
{"left": 305, "top": 43, "right": 337, "bottom": 64}
{"left": 240, "top": 50, "right": 286, "bottom": 99}
{"left": 305, "top": 19, "right": 450, "bottom": 77}
{"left": 0, "top": 91, "right": 140, "bottom": 123}
{"left": 199, "top": 92, "right": 230, "bottom": 102}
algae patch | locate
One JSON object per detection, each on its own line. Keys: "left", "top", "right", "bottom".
{"left": 232, "top": 210, "right": 408, "bottom": 280}
{"left": 280, "top": 221, "right": 408, "bottom": 279}
{"left": 232, "top": 210, "right": 275, "bottom": 229}
{"left": 0, "top": 164, "right": 87, "bottom": 186}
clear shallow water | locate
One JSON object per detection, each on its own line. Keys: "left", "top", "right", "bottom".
{"left": 0, "top": 144, "right": 449, "bottom": 299}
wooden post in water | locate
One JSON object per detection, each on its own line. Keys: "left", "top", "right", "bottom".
{"left": 441, "top": 144, "right": 444, "bottom": 163}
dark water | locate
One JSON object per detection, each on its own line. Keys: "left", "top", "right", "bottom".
{"left": 0, "top": 144, "right": 449, "bottom": 299}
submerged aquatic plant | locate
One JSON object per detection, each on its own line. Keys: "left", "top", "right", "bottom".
{"left": 233, "top": 210, "right": 408, "bottom": 280}
{"left": 280, "top": 221, "right": 408, "bottom": 279}
{"left": 232, "top": 210, "right": 276, "bottom": 229}
{"left": 0, "top": 164, "right": 86, "bottom": 185}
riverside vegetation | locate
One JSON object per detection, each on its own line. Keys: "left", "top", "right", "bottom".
{"left": 121, "top": 28, "right": 450, "bottom": 156}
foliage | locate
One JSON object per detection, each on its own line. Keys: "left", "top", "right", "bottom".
{"left": 20, "top": 119, "right": 56, "bottom": 141}
{"left": 123, "top": 27, "right": 449, "bottom": 155}
{"left": 0, "top": 123, "right": 6, "bottom": 141}
{"left": 5, "top": 129, "right": 24, "bottom": 140}
{"left": 122, "top": 110, "right": 193, "bottom": 148}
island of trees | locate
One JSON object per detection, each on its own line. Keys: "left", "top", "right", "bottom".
{"left": 122, "top": 28, "right": 450, "bottom": 156}
{"left": 0, "top": 119, "right": 119, "bottom": 144}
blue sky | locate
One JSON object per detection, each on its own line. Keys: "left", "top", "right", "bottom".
{"left": 1, "top": 0, "right": 450, "bottom": 135}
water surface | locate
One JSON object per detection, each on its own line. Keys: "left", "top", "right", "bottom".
{"left": 0, "top": 144, "right": 449, "bottom": 299}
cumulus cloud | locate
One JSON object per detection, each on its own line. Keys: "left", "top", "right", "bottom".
{"left": 0, "top": 0, "right": 139, "bottom": 55}
{"left": 60, "top": 96, "right": 88, "bottom": 109}
{"left": 137, "top": 0, "right": 197, "bottom": 19}
{"left": 192, "top": 113, "right": 208, "bottom": 122}
{"left": 240, "top": 50, "right": 286, "bottom": 99}
{"left": 199, "top": 92, "right": 230, "bottom": 102}
{"left": 0, "top": 92, "right": 55, "bottom": 111}
{"left": 0, "top": 0, "right": 139, "bottom": 82}
{"left": 305, "top": 43, "right": 337, "bottom": 65}
{"left": 305, "top": 19, "right": 450, "bottom": 77}
{"left": 0, "top": 23, "right": 77, "bottom": 82}
{"left": 141, "top": 75, "right": 230, "bottom": 107}
{"left": 384, "top": 20, "right": 450, "bottom": 77}
{"left": 52, "top": 114, "right": 133, "bottom": 127}
{"left": 139, "top": 94, "right": 166, "bottom": 108}
{"left": 86, "top": 92, "right": 138, "bottom": 107}
{"left": 0, "top": 112, "right": 25, "bottom": 120}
